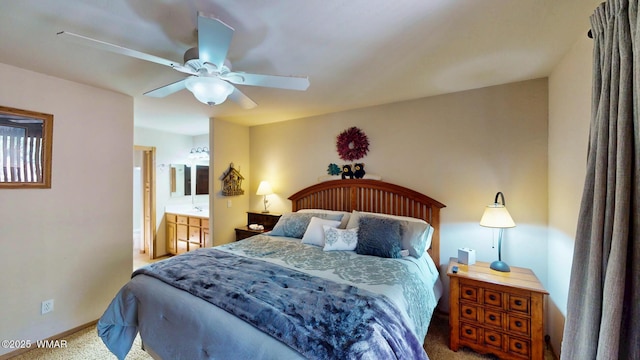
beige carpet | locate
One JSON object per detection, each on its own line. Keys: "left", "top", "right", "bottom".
{"left": 10, "top": 313, "right": 551, "bottom": 359}
{"left": 424, "top": 312, "right": 500, "bottom": 359}
{"left": 9, "top": 328, "right": 151, "bottom": 360}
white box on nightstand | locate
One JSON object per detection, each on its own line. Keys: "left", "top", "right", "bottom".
{"left": 457, "top": 248, "right": 476, "bottom": 265}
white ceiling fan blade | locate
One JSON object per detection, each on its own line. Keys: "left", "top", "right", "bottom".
{"left": 197, "top": 12, "right": 234, "bottom": 71}
{"left": 144, "top": 78, "right": 188, "bottom": 98}
{"left": 228, "top": 86, "right": 257, "bottom": 109}
{"left": 57, "top": 31, "right": 196, "bottom": 75}
{"left": 222, "top": 72, "right": 310, "bottom": 91}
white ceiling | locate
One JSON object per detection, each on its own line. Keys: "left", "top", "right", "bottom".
{"left": 0, "top": 0, "right": 600, "bottom": 136}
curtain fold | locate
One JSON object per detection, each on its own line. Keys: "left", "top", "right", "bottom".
{"left": 561, "top": 0, "right": 640, "bottom": 359}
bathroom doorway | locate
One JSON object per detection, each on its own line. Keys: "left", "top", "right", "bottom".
{"left": 133, "top": 146, "right": 156, "bottom": 261}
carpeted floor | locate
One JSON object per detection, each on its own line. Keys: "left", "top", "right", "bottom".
{"left": 10, "top": 312, "right": 552, "bottom": 359}
{"left": 9, "top": 328, "right": 151, "bottom": 360}
{"left": 423, "top": 312, "right": 502, "bottom": 360}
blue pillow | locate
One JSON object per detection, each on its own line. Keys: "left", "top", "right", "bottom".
{"left": 270, "top": 212, "right": 343, "bottom": 239}
{"left": 355, "top": 216, "right": 403, "bottom": 258}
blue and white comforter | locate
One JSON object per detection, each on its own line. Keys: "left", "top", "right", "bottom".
{"left": 98, "top": 235, "right": 440, "bottom": 359}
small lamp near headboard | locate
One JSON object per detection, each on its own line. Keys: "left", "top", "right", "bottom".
{"left": 480, "top": 192, "right": 516, "bottom": 272}
{"left": 256, "top": 181, "right": 273, "bottom": 213}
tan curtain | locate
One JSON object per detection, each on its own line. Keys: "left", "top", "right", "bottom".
{"left": 561, "top": 0, "right": 640, "bottom": 359}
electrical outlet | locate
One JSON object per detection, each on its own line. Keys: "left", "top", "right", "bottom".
{"left": 227, "top": 200, "right": 232, "bottom": 208}
{"left": 41, "top": 299, "right": 54, "bottom": 315}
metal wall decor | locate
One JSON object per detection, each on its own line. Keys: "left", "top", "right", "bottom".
{"left": 221, "top": 163, "right": 244, "bottom": 196}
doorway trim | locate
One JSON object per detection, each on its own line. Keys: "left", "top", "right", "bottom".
{"left": 135, "top": 145, "right": 157, "bottom": 259}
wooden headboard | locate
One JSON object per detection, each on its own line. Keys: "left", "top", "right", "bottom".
{"left": 289, "top": 179, "right": 446, "bottom": 266}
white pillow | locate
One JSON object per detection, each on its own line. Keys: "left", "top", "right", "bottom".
{"left": 301, "top": 217, "right": 341, "bottom": 247}
{"left": 323, "top": 226, "right": 358, "bottom": 251}
{"left": 346, "top": 210, "right": 433, "bottom": 258}
{"left": 298, "top": 209, "right": 351, "bottom": 228}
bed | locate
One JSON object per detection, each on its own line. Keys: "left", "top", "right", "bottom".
{"left": 98, "top": 179, "right": 446, "bottom": 359}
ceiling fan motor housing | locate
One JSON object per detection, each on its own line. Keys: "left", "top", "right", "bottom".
{"left": 184, "top": 46, "right": 232, "bottom": 75}
{"left": 184, "top": 47, "right": 199, "bottom": 63}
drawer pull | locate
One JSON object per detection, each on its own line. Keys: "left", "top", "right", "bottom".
{"left": 515, "top": 320, "right": 523, "bottom": 327}
{"left": 489, "top": 314, "right": 497, "bottom": 321}
{"left": 465, "top": 309, "right": 472, "bottom": 315}
{"left": 515, "top": 342, "right": 523, "bottom": 349}
{"left": 515, "top": 299, "right": 523, "bottom": 306}
{"left": 465, "top": 290, "right": 473, "bottom": 296}
{"left": 489, "top": 294, "right": 496, "bottom": 301}
{"left": 489, "top": 335, "right": 496, "bottom": 341}
{"left": 465, "top": 329, "right": 473, "bottom": 335}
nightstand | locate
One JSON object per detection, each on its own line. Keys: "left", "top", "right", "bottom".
{"left": 447, "top": 257, "right": 548, "bottom": 360}
{"left": 235, "top": 211, "right": 281, "bottom": 241}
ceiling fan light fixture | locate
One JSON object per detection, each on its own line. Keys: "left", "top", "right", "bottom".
{"left": 185, "top": 76, "right": 234, "bottom": 106}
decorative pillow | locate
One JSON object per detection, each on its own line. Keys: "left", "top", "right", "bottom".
{"left": 298, "top": 209, "right": 351, "bottom": 228}
{"left": 323, "top": 226, "right": 358, "bottom": 251}
{"left": 355, "top": 216, "right": 403, "bottom": 258}
{"left": 301, "top": 217, "right": 341, "bottom": 247}
{"left": 347, "top": 210, "right": 431, "bottom": 258}
{"left": 270, "top": 212, "right": 344, "bottom": 239}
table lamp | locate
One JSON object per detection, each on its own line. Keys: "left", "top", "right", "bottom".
{"left": 480, "top": 192, "right": 516, "bottom": 272}
{"left": 256, "top": 181, "right": 273, "bottom": 213}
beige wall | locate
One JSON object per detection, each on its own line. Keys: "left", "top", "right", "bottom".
{"left": 210, "top": 118, "right": 250, "bottom": 246}
{"left": 547, "top": 35, "right": 593, "bottom": 354}
{"left": 250, "top": 79, "right": 550, "bottom": 302}
{"left": 0, "top": 63, "right": 133, "bottom": 356}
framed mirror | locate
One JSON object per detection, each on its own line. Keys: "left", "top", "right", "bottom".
{"left": 170, "top": 164, "right": 208, "bottom": 197}
{"left": 170, "top": 164, "right": 191, "bottom": 197}
{"left": 0, "top": 106, "right": 53, "bottom": 189}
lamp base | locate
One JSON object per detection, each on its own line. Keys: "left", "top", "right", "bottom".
{"left": 490, "top": 260, "right": 511, "bottom": 272}
{"left": 261, "top": 210, "right": 270, "bottom": 213}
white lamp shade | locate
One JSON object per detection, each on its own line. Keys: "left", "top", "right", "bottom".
{"left": 480, "top": 204, "right": 516, "bottom": 228}
{"left": 256, "top": 181, "right": 273, "bottom": 196}
{"left": 185, "top": 76, "right": 234, "bottom": 106}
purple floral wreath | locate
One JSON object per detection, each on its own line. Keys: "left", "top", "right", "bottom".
{"left": 336, "top": 127, "right": 369, "bottom": 161}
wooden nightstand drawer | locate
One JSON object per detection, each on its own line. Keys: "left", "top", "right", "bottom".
{"left": 483, "top": 309, "right": 503, "bottom": 328}
{"left": 461, "top": 285, "right": 479, "bottom": 302}
{"left": 460, "top": 304, "right": 479, "bottom": 322}
{"left": 460, "top": 323, "right": 479, "bottom": 343}
{"left": 484, "top": 289, "right": 503, "bottom": 307}
{"left": 236, "top": 212, "right": 282, "bottom": 241}
{"left": 508, "top": 315, "right": 530, "bottom": 336}
{"left": 509, "top": 337, "right": 531, "bottom": 358}
{"left": 177, "top": 215, "right": 188, "bottom": 224}
{"left": 189, "top": 217, "right": 200, "bottom": 226}
{"left": 509, "top": 295, "right": 531, "bottom": 314}
{"left": 247, "top": 212, "right": 281, "bottom": 229}
{"left": 483, "top": 329, "right": 503, "bottom": 350}
{"left": 235, "top": 227, "right": 264, "bottom": 241}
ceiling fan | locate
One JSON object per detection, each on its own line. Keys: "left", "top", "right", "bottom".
{"left": 57, "top": 12, "right": 310, "bottom": 109}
